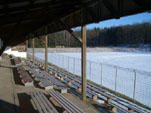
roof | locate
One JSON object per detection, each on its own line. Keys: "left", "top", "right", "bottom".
{"left": 0, "top": 0, "right": 151, "bottom": 47}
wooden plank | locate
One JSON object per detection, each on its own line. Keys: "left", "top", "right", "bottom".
{"left": 30, "top": 92, "right": 43, "bottom": 113}
{"left": 50, "top": 91, "right": 85, "bottom": 113}
{"left": 35, "top": 92, "right": 53, "bottom": 113}
{"left": 49, "top": 92, "right": 79, "bottom": 113}
{"left": 40, "top": 92, "right": 59, "bottom": 113}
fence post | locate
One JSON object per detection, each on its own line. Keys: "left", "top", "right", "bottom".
{"left": 73, "top": 57, "right": 75, "bottom": 74}
{"left": 60, "top": 55, "right": 62, "bottom": 67}
{"left": 133, "top": 70, "right": 137, "bottom": 101}
{"left": 63, "top": 55, "right": 64, "bottom": 68}
{"left": 56, "top": 54, "right": 57, "bottom": 65}
{"left": 101, "top": 63, "right": 103, "bottom": 86}
{"left": 59, "top": 54, "right": 61, "bottom": 67}
{"left": 68, "top": 56, "right": 70, "bottom": 71}
{"left": 32, "top": 38, "right": 35, "bottom": 63}
{"left": 89, "top": 61, "right": 91, "bottom": 80}
{"left": 54, "top": 54, "right": 56, "bottom": 65}
{"left": 58, "top": 54, "right": 60, "bottom": 67}
{"left": 51, "top": 53, "right": 53, "bottom": 64}
{"left": 53, "top": 53, "right": 54, "bottom": 64}
{"left": 58, "top": 54, "right": 59, "bottom": 66}
{"left": 26, "top": 40, "right": 28, "bottom": 59}
{"left": 61, "top": 55, "right": 63, "bottom": 68}
{"left": 115, "top": 66, "right": 118, "bottom": 92}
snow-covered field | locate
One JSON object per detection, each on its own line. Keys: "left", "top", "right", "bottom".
{"left": 33, "top": 52, "right": 151, "bottom": 107}
{"left": 60, "top": 52, "right": 151, "bottom": 72}
{"left": 4, "top": 48, "right": 26, "bottom": 58}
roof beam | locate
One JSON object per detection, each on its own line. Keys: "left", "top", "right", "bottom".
{"left": 103, "top": 0, "right": 120, "bottom": 19}
{"left": 56, "top": 18, "right": 82, "bottom": 43}
{"left": 7, "top": 0, "right": 36, "bottom": 45}
{"left": 0, "top": 1, "right": 58, "bottom": 14}
{"left": 0, "top": 0, "right": 82, "bottom": 14}
{"left": 133, "top": 0, "right": 147, "bottom": 9}
{"left": 0, "top": 0, "right": 29, "bottom": 5}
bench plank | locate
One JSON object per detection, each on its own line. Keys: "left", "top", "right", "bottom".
{"left": 30, "top": 92, "right": 59, "bottom": 113}
{"left": 49, "top": 91, "right": 85, "bottom": 113}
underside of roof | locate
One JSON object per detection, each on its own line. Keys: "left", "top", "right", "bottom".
{"left": 0, "top": 0, "right": 151, "bottom": 47}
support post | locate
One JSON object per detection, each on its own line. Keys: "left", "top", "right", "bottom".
{"left": 26, "top": 40, "right": 28, "bottom": 59}
{"left": 81, "top": 25, "right": 87, "bottom": 101}
{"left": 133, "top": 70, "right": 137, "bottom": 101}
{"left": 32, "top": 38, "right": 35, "bottom": 63}
{"left": 45, "top": 35, "right": 48, "bottom": 73}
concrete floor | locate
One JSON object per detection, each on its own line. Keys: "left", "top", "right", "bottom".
{"left": 0, "top": 58, "right": 19, "bottom": 113}
{"left": 0, "top": 57, "right": 102, "bottom": 113}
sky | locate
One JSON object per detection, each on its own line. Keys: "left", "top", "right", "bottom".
{"left": 73, "top": 12, "right": 151, "bottom": 30}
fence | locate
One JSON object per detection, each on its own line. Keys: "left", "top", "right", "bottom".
{"left": 27, "top": 48, "right": 151, "bottom": 107}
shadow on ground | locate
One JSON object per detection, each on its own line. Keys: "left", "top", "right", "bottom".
{"left": 93, "top": 103, "right": 111, "bottom": 113}
{"left": 33, "top": 79, "right": 44, "bottom": 89}
{"left": 0, "top": 99, "right": 20, "bottom": 113}
{"left": 10, "top": 59, "right": 15, "bottom": 65}
{"left": 12, "top": 67, "right": 24, "bottom": 86}
{"left": 18, "top": 93, "right": 64, "bottom": 113}
{"left": 18, "top": 93, "right": 37, "bottom": 113}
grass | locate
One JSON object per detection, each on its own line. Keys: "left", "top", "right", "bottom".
{"left": 47, "top": 62, "right": 151, "bottom": 110}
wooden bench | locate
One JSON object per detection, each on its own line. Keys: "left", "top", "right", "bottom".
{"left": 29, "top": 92, "right": 59, "bottom": 113}
{"left": 63, "top": 77, "right": 73, "bottom": 84}
{"left": 18, "top": 57, "right": 25, "bottom": 63}
{"left": 35, "top": 59, "right": 45, "bottom": 68}
{"left": 66, "top": 74, "right": 139, "bottom": 113}
{"left": 49, "top": 68, "right": 80, "bottom": 84}
{"left": 26, "top": 60, "right": 39, "bottom": 70}
{"left": 69, "top": 77, "right": 143, "bottom": 113}
{"left": 48, "top": 69, "right": 58, "bottom": 77}
{"left": 46, "top": 61, "right": 146, "bottom": 113}
{"left": 30, "top": 69, "right": 53, "bottom": 90}
{"left": 52, "top": 68, "right": 81, "bottom": 83}
{"left": 109, "top": 102, "right": 132, "bottom": 113}
{"left": 14, "top": 57, "right": 21, "bottom": 66}
{"left": 127, "top": 105, "right": 144, "bottom": 113}
{"left": 40, "top": 71, "right": 69, "bottom": 93}
{"left": 48, "top": 68, "right": 99, "bottom": 101}
{"left": 17, "top": 66, "right": 33, "bottom": 86}
{"left": 48, "top": 91, "right": 85, "bottom": 113}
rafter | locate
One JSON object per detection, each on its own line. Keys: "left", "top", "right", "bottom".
{"left": 103, "top": 0, "right": 121, "bottom": 19}
{"left": 0, "top": 0, "right": 36, "bottom": 55}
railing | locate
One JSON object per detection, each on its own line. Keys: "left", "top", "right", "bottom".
{"left": 27, "top": 49, "right": 151, "bottom": 107}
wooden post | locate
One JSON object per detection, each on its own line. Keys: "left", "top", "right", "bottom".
{"left": 26, "top": 40, "right": 28, "bottom": 59}
{"left": 81, "top": 25, "right": 86, "bottom": 101}
{"left": 45, "top": 35, "right": 48, "bottom": 73}
{"left": 32, "top": 38, "right": 35, "bottom": 63}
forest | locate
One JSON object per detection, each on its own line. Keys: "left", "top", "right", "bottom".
{"left": 28, "top": 22, "right": 151, "bottom": 48}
